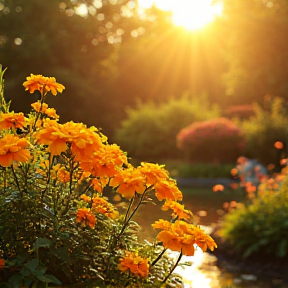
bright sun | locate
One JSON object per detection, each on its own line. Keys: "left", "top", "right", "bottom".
{"left": 138, "top": 0, "right": 223, "bottom": 31}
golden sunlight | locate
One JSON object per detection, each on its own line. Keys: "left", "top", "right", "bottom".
{"left": 138, "top": 0, "right": 223, "bottom": 31}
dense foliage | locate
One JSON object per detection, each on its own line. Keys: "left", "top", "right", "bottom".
{"left": 115, "top": 95, "right": 220, "bottom": 161}
{"left": 177, "top": 117, "right": 245, "bottom": 163}
{"left": 239, "top": 96, "right": 288, "bottom": 165}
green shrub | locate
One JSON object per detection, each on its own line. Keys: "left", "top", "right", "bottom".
{"left": 115, "top": 94, "right": 220, "bottom": 161}
{"left": 164, "top": 160, "right": 235, "bottom": 178}
{"left": 220, "top": 178, "right": 288, "bottom": 259}
{"left": 239, "top": 96, "right": 288, "bottom": 165}
{"left": 176, "top": 117, "right": 245, "bottom": 163}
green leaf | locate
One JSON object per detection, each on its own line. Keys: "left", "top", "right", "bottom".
{"left": 20, "top": 266, "right": 31, "bottom": 277}
{"left": 32, "top": 237, "right": 51, "bottom": 251}
{"left": 24, "top": 259, "right": 39, "bottom": 273}
{"left": 35, "top": 264, "right": 48, "bottom": 275}
{"left": 36, "top": 273, "right": 62, "bottom": 285}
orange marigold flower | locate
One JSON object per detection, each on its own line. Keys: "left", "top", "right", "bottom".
{"left": 80, "top": 194, "right": 92, "bottom": 203}
{"left": 152, "top": 219, "right": 172, "bottom": 231}
{"left": 230, "top": 200, "right": 237, "bottom": 208}
{"left": 230, "top": 168, "right": 238, "bottom": 177}
{"left": 274, "top": 141, "right": 284, "bottom": 150}
{"left": 23, "top": 74, "right": 65, "bottom": 96}
{"left": 35, "top": 119, "right": 104, "bottom": 157}
{"left": 138, "top": 162, "right": 169, "bottom": 186}
{"left": 154, "top": 179, "right": 183, "bottom": 202}
{"left": 0, "top": 258, "right": 5, "bottom": 266}
{"left": 153, "top": 220, "right": 217, "bottom": 256}
{"left": 91, "top": 177, "right": 109, "bottom": 193}
{"left": 31, "top": 101, "right": 59, "bottom": 119}
{"left": 91, "top": 195, "right": 119, "bottom": 219}
{"left": 162, "top": 200, "right": 193, "bottom": 220}
{"left": 109, "top": 167, "right": 146, "bottom": 199}
{"left": 192, "top": 225, "right": 217, "bottom": 252}
{"left": 76, "top": 208, "right": 96, "bottom": 229}
{"left": 213, "top": 184, "right": 225, "bottom": 192}
{"left": 280, "top": 158, "right": 288, "bottom": 166}
{"left": 0, "top": 111, "right": 26, "bottom": 130}
{"left": 0, "top": 134, "right": 31, "bottom": 167}
{"left": 119, "top": 252, "right": 149, "bottom": 278}
{"left": 80, "top": 144, "right": 128, "bottom": 178}
{"left": 245, "top": 182, "right": 256, "bottom": 193}
{"left": 57, "top": 168, "right": 70, "bottom": 183}
{"left": 223, "top": 202, "right": 229, "bottom": 209}
{"left": 237, "top": 156, "right": 248, "bottom": 164}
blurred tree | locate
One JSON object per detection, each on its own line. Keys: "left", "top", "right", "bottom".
{"left": 222, "top": 0, "right": 288, "bottom": 105}
{"left": 0, "top": 0, "right": 146, "bottom": 137}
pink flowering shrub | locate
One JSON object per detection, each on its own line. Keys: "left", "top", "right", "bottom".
{"left": 177, "top": 117, "right": 246, "bottom": 163}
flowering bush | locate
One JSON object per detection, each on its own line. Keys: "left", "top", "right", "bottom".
{"left": 177, "top": 117, "right": 246, "bottom": 163}
{"left": 0, "top": 67, "right": 216, "bottom": 287}
{"left": 115, "top": 95, "right": 220, "bottom": 161}
{"left": 218, "top": 149, "right": 288, "bottom": 259}
{"left": 219, "top": 171, "right": 288, "bottom": 259}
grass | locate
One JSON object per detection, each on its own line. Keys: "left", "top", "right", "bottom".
{"left": 163, "top": 160, "right": 235, "bottom": 179}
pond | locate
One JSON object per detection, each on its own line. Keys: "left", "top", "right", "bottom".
{"left": 133, "top": 185, "right": 288, "bottom": 288}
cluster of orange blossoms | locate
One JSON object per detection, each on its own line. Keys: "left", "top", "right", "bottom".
{"left": 31, "top": 101, "right": 59, "bottom": 119}
{"left": 0, "top": 111, "right": 26, "bottom": 130}
{"left": 23, "top": 73, "right": 65, "bottom": 96}
{"left": 0, "top": 73, "right": 217, "bottom": 282}
{"left": 80, "top": 194, "right": 119, "bottom": 220}
{"left": 152, "top": 219, "right": 217, "bottom": 256}
{"left": 76, "top": 208, "right": 97, "bottom": 229}
{"left": 118, "top": 252, "right": 149, "bottom": 278}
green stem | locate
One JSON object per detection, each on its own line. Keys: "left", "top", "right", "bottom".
{"left": 41, "top": 154, "right": 53, "bottom": 201}
{"left": 11, "top": 165, "right": 22, "bottom": 196}
{"left": 3, "top": 167, "right": 6, "bottom": 192}
{"left": 162, "top": 250, "right": 183, "bottom": 284}
{"left": 124, "top": 196, "right": 134, "bottom": 223}
{"left": 119, "top": 191, "right": 147, "bottom": 236}
{"left": 119, "top": 185, "right": 154, "bottom": 236}
{"left": 62, "top": 158, "right": 78, "bottom": 215}
{"left": 151, "top": 248, "right": 167, "bottom": 267}
{"left": 32, "top": 88, "right": 46, "bottom": 131}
